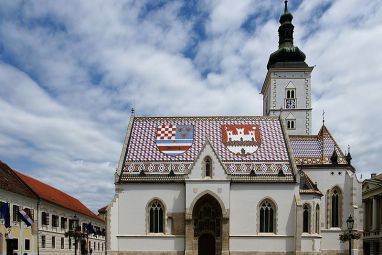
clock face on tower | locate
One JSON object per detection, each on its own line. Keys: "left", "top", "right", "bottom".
{"left": 286, "top": 99, "right": 296, "bottom": 109}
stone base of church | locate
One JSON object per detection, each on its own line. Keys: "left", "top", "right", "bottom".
{"left": 108, "top": 252, "right": 183, "bottom": 255}
{"left": 109, "top": 250, "right": 362, "bottom": 255}
{"left": 230, "top": 252, "right": 295, "bottom": 255}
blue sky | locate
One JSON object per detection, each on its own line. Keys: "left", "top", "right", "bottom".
{"left": 1, "top": 0, "right": 382, "bottom": 211}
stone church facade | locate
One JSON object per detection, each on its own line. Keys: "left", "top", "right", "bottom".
{"left": 107, "top": 2, "right": 363, "bottom": 255}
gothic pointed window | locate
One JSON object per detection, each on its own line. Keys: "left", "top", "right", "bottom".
{"left": 149, "top": 200, "right": 164, "bottom": 233}
{"left": 331, "top": 190, "right": 339, "bottom": 227}
{"left": 259, "top": 199, "right": 275, "bottom": 233}
{"left": 204, "top": 157, "right": 212, "bottom": 178}
{"left": 315, "top": 204, "right": 320, "bottom": 233}
{"left": 303, "top": 204, "right": 310, "bottom": 233}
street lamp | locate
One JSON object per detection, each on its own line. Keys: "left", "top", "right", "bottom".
{"left": 346, "top": 215, "right": 354, "bottom": 255}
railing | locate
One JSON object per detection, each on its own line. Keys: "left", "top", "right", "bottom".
{"left": 363, "top": 229, "right": 381, "bottom": 237}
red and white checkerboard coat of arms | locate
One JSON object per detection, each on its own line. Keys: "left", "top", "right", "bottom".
{"left": 222, "top": 125, "right": 261, "bottom": 156}
{"left": 156, "top": 124, "right": 194, "bottom": 156}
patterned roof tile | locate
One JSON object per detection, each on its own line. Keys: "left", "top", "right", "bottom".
{"left": 122, "top": 116, "right": 293, "bottom": 178}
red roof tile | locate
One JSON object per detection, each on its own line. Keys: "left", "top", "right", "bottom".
{"left": 15, "top": 170, "right": 102, "bottom": 221}
{"left": 0, "top": 161, "right": 37, "bottom": 199}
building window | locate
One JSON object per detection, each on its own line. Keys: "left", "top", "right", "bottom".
{"left": 315, "top": 204, "right": 320, "bottom": 233}
{"left": 69, "top": 237, "right": 72, "bottom": 249}
{"left": 61, "top": 237, "right": 64, "bottom": 249}
{"left": 25, "top": 239, "right": 30, "bottom": 250}
{"left": 0, "top": 201, "right": 4, "bottom": 219}
{"left": 331, "top": 190, "right": 339, "bottom": 227}
{"left": 303, "top": 204, "right": 310, "bottom": 233}
{"left": 98, "top": 242, "right": 100, "bottom": 251}
{"left": 259, "top": 199, "right": 275, "bottom": 233}
{"left": 61, "top": 217, "right": 67, "bottom": 229}
{"left": 328, "top": 187, "right": 342, "bottom": 228}
{"left": 41, "top": 235, "right": 46, "bottom": 248}
{"left": 69, "top": 219, "right": 75, "bottom": 230}
{"left": 287, "top": 120, "right": 295, "bottom": 129}
{"left": 52, "top": 236, "right": 56, "bottom": 249}
{"left": 149, "top": 200, "right": 164, "bottom": 233}
{"left": 52, "top": 215, "right": 59, "bottom": 227}
{"left": 23, "top": 208, "right": 34, "bottom": 221}
{"left": 13, "top": 205, "right": 20, "bottom": 222}
{"left": 204, "top": 157, "right": 212, "bottom": 177}
{"left": 42, "top": 212, "right": 49, "bottom": 225}
{"left": 285, "top": 89, "right": 296, "bottom": 109}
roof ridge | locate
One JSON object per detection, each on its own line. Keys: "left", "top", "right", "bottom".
{"left": 133, "top": 115, "right": 280, "bottom": 119}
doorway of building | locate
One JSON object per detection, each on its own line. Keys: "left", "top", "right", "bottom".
{"left": 198, "top": 233, "right": 215, "bottom": 255}
{"left": 193, "top": 194, "right": 222, "bottom": 255}
{"left": 6, "top": 239, "right": 18, "bottom": 255}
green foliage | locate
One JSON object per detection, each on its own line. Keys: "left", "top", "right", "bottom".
{"left": 339, "top": 231, "right": 361, "bottom": 242}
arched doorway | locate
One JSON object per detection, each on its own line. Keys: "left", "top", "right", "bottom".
{"left": 193, "top": 194, "right": 222, "bottom": 255}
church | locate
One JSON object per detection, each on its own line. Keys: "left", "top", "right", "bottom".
{"left": 107, "top": 2, "right": 363, "bottom": 254}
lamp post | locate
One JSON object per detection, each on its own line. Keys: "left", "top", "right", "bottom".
{"left": 346, "top": 215, "right": 354, "bottom": 255}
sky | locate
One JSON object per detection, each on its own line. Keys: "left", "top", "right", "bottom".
{"left": 1, "top": 0, "right": 382, "bottom": 212}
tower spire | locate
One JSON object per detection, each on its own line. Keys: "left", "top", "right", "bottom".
{"left": 266, "top": 1, "right": 307, "bottom": 69}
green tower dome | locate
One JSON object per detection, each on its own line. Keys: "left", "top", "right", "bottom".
{"left": 267, "top": 1, "right": 307, "bottom": 69}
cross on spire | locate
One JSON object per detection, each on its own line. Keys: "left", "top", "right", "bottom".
{"left": 322, "top": 110, "right": 325, "bottom": 125}
{"left": 284, "top": 0, "right": 289, "bottom": 14}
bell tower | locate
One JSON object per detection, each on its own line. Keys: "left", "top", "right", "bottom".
{"left": 261, "top": 0, "right": 313, "bottom": 135}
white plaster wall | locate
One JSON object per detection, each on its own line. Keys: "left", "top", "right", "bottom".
{"left": 114, "top": 183, "right": 185, "bottom": 252}
{"left": 230, "top": 236, "right": 295, "bottom": 252}
{"left": 303, "top": 167, "right": 361, "bottom": 251}
{"left": 301, "top": 236, "right": 321, "bottom": 252}
{"left": 117, "top": 236, "right": 184, "bottom": 251}
{"left": 185, "top": 181, "right": 230, "bottom": 213}
{"left": 229, "top": 183, "right": 298, "bottom": 252}
{"left": 117, "top": 183, "right": 184, "bottom": 235}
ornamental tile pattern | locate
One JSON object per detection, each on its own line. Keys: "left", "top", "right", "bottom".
{"left": 122, "top": 116, "right": 292, "bottom": 176}
{"left": 289, "top": 125, "right": 347, "bottom": 165}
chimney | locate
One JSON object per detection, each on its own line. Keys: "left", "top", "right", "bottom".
{"left": 371, "top": 173, "right": 377, "bottom": 179}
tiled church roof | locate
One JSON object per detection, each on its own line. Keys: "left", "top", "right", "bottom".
{"left": 120, "top": 116, "right": 296, "bottom": 181}
{"left": 299, "top": 170, "right": 323, "bottom": 196}
{"left": 289, "top": 125, "right": 347, "bottom": 165}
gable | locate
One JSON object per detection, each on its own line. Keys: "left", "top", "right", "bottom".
{"left": 188, "top": 140, "right": 227, "bottom": 180}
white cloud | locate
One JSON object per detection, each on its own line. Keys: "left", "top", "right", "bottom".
{"left": 0, "top": 0, "right": 381, "bottom": 210}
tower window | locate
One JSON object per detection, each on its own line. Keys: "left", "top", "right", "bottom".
{"left": 287, "top": 120, "right": 295, "bottom": 129}
{"left": 286, "top": 89, "right": 295, "bottom": 99}
{"left": 285, "top": 89, "right": 296, "bottom": 109}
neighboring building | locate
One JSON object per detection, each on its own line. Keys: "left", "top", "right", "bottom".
{"left": 107, "top": 2, "right": 363, "bottom": 255}
{"left": 0, "top": 161, "right": 38, "bottom": 255}
{"left": 0, "top": 161, "right": 106, "bottom": 255}
{"left": 363, "top": 173, "right": 382, "bottom": 254}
